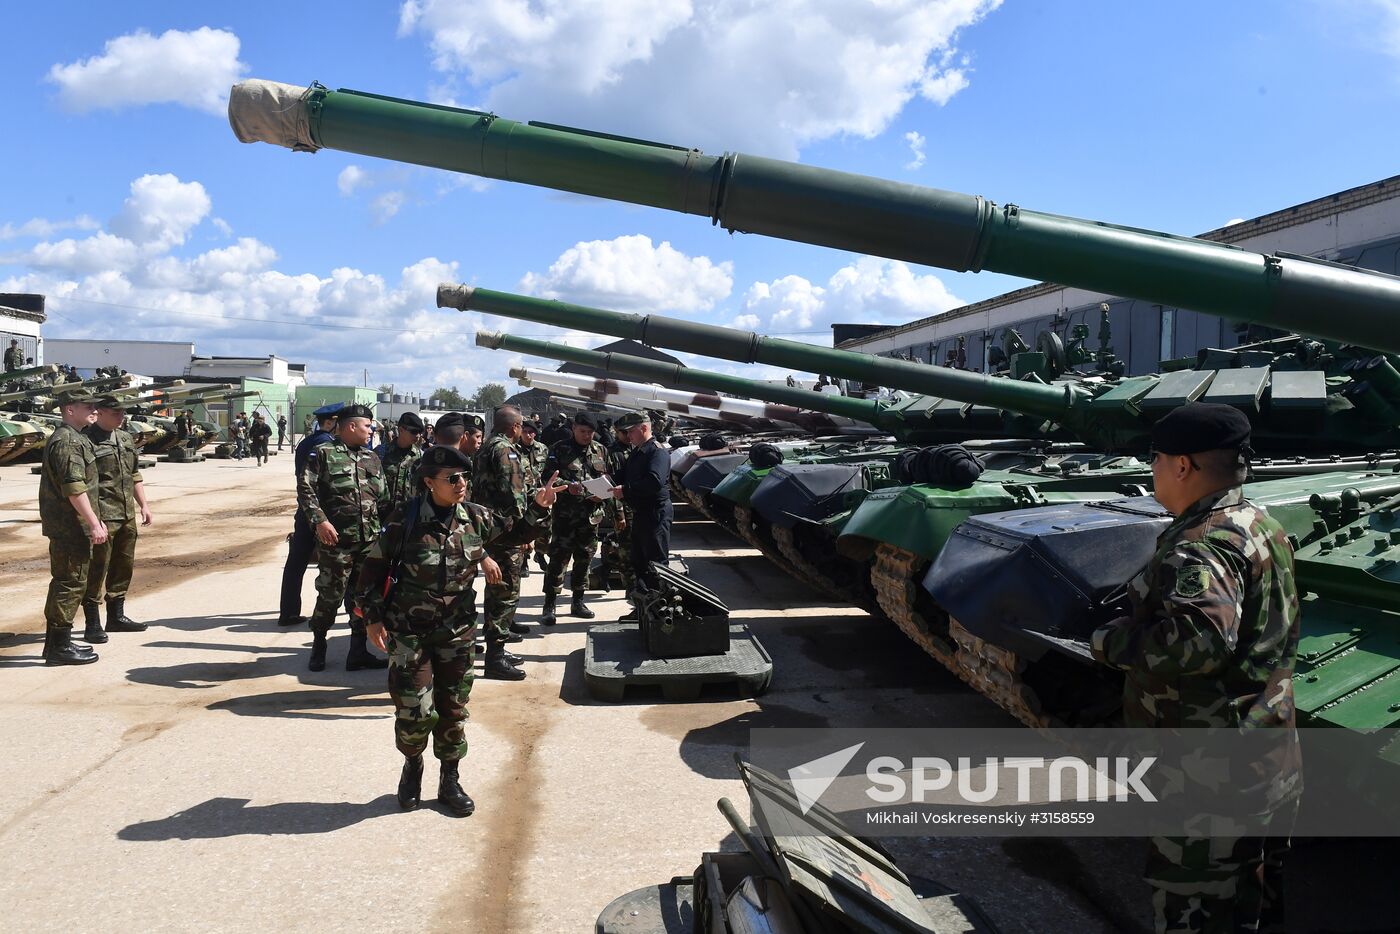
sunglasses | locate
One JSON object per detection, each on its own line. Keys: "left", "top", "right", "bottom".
{"left": 434, "top": 472, "right": 469, "bottom": 486}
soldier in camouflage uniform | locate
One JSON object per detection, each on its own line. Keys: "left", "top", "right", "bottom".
{"left": 298, "top": 403, "right": 388, "bottom": 672}
{"left": 607, "top": 420, "right": 636, "bottom": 600}
{"left": 358, "top": 445, "right": 561, "bottom": 815}
{"left": 539, "top": 412, "right": 621, "bottom": 623}
{"left": 1091, "top": 404, "right": 1300, "bottom": 934}
{"left": 378, "top": 411, "right": 426, "bottom": 520}
{"left": 38, "top": 388, "right": 106, "bottom": 665}
{"left": 517, "top": 419, "right": 551, "bottom": 576}
{"left": 471, "top": 405, "right": 536, "bottom": 680}
{"left": 81, "top": 395, "right": 153, "bottom": 643}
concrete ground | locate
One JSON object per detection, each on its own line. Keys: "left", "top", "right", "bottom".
{"left": 0, "top": 454, "right": 1389, "bottom": 933}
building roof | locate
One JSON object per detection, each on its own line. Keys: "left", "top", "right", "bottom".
{"left": 558, "top": 339, "right": 681, "bottom": 379}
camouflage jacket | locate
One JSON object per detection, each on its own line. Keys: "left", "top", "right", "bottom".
{"left": 39, "top": 423, "right": 98, "bottom": 541}
{"left": 472, "top": 433, "right": 528, "bottom": 522}
{"left": 545, "top": 437, "right": 616, "bottom": 524}
{"left": 357, "top": 495, "right": 548, "bottom": 632}
{"left": 379, "top": 442, "right": 424, "bottom": 519}
{"left": 83, "top": 424, "right": 143, "bottom": 522}
{"left": 297, "top": 439, "right": 385, "bottom": 543}
{"left": 1092, "top": 487, "right": 1300, "bottom": 731}
{"left": 517, "top": 438, "right": 550, "bottom": 487}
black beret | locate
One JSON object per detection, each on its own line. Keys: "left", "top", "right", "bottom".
{"left": 615, "top": 411, "right": 645, "bottom": 429}
{"left": 698, "top": 433, "right": 727, "bottom": 452}
{"left": 573, "top": 411, "right": 599, "bottom": 430}
{"left": 522, "top": 420, "right": 540, "bottom": 433}
{"left": 1151, "top": 403, "right": 1252, "bottom": 456}
{"left": 464, "top": 414, "right": 485, "bottom": 432}
{"left": 421, "top": 445, "right": 473, "bottom": 471}
{"left": 397, "top": 411, "right": 425, "bottom": 431}
{"left": 338, "top": 403, "right": 374, "bottom": 421}
{"left": 435, "top": 412, "right": 464, "bottom": 431}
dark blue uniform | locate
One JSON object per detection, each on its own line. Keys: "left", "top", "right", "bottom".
{"left": 278, "top": 427, "right": 334, "bottom": 624}
{"left": 618, "top": 437, "right": 672, "bottom": 591}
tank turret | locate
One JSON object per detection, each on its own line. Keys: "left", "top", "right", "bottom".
{"left": 231, "top": 78, "right": 1400, "bottom": 354}
{"left": 0, "top": 364, "right": 59, "bottom": 386}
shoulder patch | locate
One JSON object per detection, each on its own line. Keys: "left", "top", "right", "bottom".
{"left": 1174, "top": 565, "right": 1212, "bottom": 599}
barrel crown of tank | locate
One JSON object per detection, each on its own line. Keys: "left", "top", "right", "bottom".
{"left": 233, "top": 79, "right": 1400, "bottom": 354}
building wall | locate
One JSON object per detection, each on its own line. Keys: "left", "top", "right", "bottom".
{"left": 838, "top": 175, "right": 1400, "bottom": 376}
{"left": 45, "top": 338, "right": 193, "bottom": 377}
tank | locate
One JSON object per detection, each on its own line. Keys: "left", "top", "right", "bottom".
{"left": 229, "top": 78, "right": 1400, "bottom": 355}
{"left": 0, "top": 363, "right": 58, "bottom": 386}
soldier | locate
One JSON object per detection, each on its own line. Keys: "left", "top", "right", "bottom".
{"left": 277, "top": 413, "right": 288, "bottom": 449}
{"left": 607, "top": 420, "right": 636, "bottom": 597}
{"left": 379, "top": 411, "right": 426, "bottom": 519}
{"left": 540, "top": 412, "right": 620, "bottom": 624}
{"left": 471, "top": 405, "right": 535, "bottom": 680}
{"left": 1091, "top": 403, "right": 1300, "bottom": 934}
{"left": 298, "top": 403, "right": 388, "bottom": 672}
{"left": 4, "top": 338, "right": 22, "bottom": 372}
{"left": 38, "top": 388, "right": 107, "bottom": 665}
{"left": 612, "top": 411, "right": 673, "bottom": 597}
{"left": 250, "top": 413, "right": 273, "bottom": 466}
{"left": 80, "top": 395, "right": 153, "bottom": 642}
{"left": 358, "top": 446, "right": 562, "bottom": 815}
{"left": 278, "top": 403, "right": 342, "bottom": 628}
{"left": 517, "top": 419, "right": 551, "bottom": 575}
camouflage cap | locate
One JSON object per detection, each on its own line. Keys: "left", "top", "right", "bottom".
{"left": 55, "top": 387, "right": 96, "bottom": 406}
{"left": 93, "top": 394, "right": 126, "bottom": 410}
{"left": 614, "top": 411, "right": 646, "bottom": 429}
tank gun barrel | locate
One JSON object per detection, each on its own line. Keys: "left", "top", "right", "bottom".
{"left": 449, "top": 286, "right": 1078, "bottom": 424}
{"left": 478, "top": 330, "right": 884, "bottom": 429}
{"left": 0, "top": 364, "right": 58, "bottom": 385}
{"left": 233, "top": 79, "right": 1400, "bottom": 353}
{"left": 514, "top": 370, "right": 739, "bottom": 426}
{"left": 0, "top": 374, "right": 132, "bottom": 405}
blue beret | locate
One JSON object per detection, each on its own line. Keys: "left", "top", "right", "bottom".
{"left": 313, "top": 402, "right": 346, "bottom": 418}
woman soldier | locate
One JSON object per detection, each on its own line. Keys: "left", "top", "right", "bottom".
{"left": 357, "top": 444, "right": 562, "bottom": 816}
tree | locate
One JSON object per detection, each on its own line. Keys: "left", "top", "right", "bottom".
{"left": 430, "top": 386, "right": 467, "bottom": 409}
{"left": 377, "top": 383, "right": 394, "bottom": 395}
{"left": 469, "top": 382, "right": 507, "bottom": 410}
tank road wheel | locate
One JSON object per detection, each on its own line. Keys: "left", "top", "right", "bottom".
{"left": 947, "top": 618, "right": 1059, "bottom": 729}
{"left": 771, "top": 525, "right": 872, "bottom": 609}
{"left": 871, "top": 545, "right": 959, "bottom": 670}
{"left": 733, "top": 506, "right": 839, "bottom": 595}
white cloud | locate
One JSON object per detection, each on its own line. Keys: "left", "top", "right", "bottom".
{"left": 904, "top": 130, "right": 927, "bottom": 170}
{"left": 744, "top": 256, "right": 964, "bottom": 334}
{"left": 400, "top": 0, "right": 1001, "bottom": 158}
{"left": 371, "top": 191, "right": 406, "bottom": 225}
{"left": 211, "top": 217, "right": 234, "bottom": 237}
{"left": 519, "top": 234, "right": 733, "bottom": 312}
{"left": 110, "top": 174, "right": 212, "bottom": 250}
{"left": 0, "top": 215, "right": 99, "bottom": 241}
{"left": 18, "top": 232, "right": 143, "bottom": 276}
{"left": 46, "top": 27, "right": 248, "bottom": 116}
{"left": 338, "top": 165, "right": 370, "bottom": 197}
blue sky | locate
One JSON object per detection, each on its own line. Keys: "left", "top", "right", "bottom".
{"left": 4, "top": 1, "right": 1399, "bottom": 393}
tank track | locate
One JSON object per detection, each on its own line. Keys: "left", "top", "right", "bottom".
{"left": 733, "top": 506, "right": 834, "bottom": 593}
{"left": 871, "top": 544, "right": 1058, "bottom": 729}
{"left": 771, "top": 525, "right": 873, "bottom": 608}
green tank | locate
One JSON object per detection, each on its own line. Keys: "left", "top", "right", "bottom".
{"left": 229, "top": 78, "right": 1400, "bottom": 354}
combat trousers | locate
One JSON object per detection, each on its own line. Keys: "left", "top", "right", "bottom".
{"left": 387, "top": 618, "right": 475, "bottom": 761}
{"left": 544, "top": 514, "right": 599, "bottom": 594}
{"left": 629, "top": 502, "right": 672, "bottom": 593}
{"left": 309, "top": 539, "right": 372, "bottom": 634}
{"left": 482, "top": 544, "right": 522, "bottom": 647}
{"left": 44, "top": 537, "right": 92, "bottom": 632}
{"left": 84, "top": 519, "right": 137, "bottom": 603}
{"left": 278, "top": 511, "right": 317, "bottom": 624}
{"left": 616, "top": 506, "right": 636, "bottom": 593}
{"left": 1146, "top": 801, "right": 1295, "bottom": 934}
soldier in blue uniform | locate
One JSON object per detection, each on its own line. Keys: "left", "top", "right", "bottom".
{"left": 611, "top": 411, "right": 672, "bottom": 595}
{"left": 278, "top": 403, "right": 344, "bottom": 627}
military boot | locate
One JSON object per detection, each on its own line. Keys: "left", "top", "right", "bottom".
{"left": 345, "top": 630, "right": 389, "bottom": 671}
{"left": 570, "top": 592, "right": 595, "bottom": 619}
{"left": 398, "top": 754, "right": 423, "bottom": 811}
{"left": 533, "top": 550, "right": 548, "bottom": 571}
{"left": 500, "top": 648, "right": 524, "bottom": 665}
{"left": 482, "top": 647, "right": 526, "bottom": 681}
{"left": 519, "top": 560, "right": 531, "bottom": 580}
{"left": 508, "top": 620, "right": 530, "bottom": 636}
{"left": 105, "top": 597, "right": 147, "bottom": 633}
{"left": 437, "top": 760, "right": 475, "bottom": 817}
{"left": 539, "top": 592, "right": 558, "bottom": 626}
{"left": 43, "top": 628, "right": 98, "bottom": 666}
{"left": 308, "top": 631, "right": 328, "bottom": 672}
{"left": 81, "top": 602, "right": 108, "bottom": 644}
